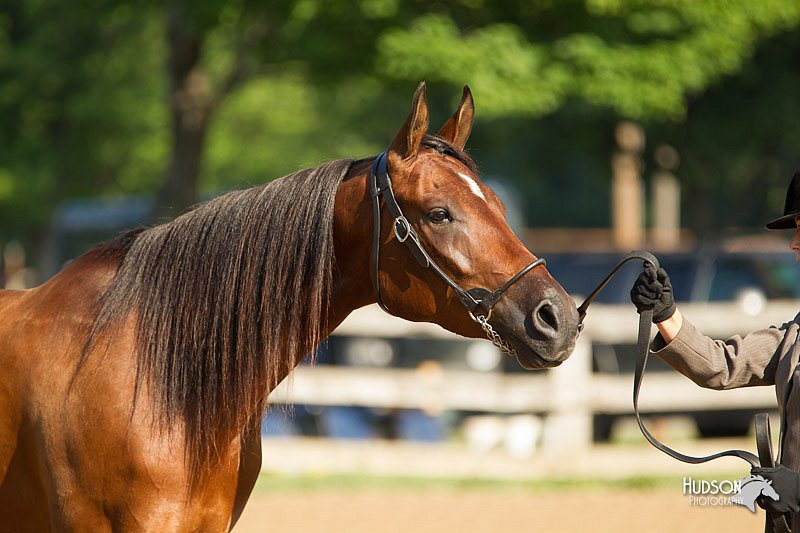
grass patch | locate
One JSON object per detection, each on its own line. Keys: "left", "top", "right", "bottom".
{"left": 252, "top": 472, "right": 714, "bottom": 494}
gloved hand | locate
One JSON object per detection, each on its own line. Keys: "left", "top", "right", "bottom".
{"left": 629, "top": 263, "right": 676, "bottom": 323}
{"left": 752, "top": 465, "right": 800, "bottom": 514}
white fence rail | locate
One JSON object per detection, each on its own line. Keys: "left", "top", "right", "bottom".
{"left": 268, "top": 302, "right": 795, "bottom": 451}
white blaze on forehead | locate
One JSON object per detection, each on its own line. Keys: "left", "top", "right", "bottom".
{"left": 457, "top": 172, "right": 486, "bottom": 201}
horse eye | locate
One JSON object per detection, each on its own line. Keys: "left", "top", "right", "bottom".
{"left": 428, "top": 208, "right": 451, "bottom": 223}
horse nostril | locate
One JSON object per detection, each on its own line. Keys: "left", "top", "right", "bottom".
{"left": 539, "top": 302, "right": 560, "bottom": 330}
{"left": 532, "top": 299, "right": 560, "bottom": 337}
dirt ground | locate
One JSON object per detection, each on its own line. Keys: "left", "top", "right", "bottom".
{"left": 234, "top": 486, "right": 764, "bottom": 532}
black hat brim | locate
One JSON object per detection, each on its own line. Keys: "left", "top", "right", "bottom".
{"left": 765, "top": 213, "right": 800, "bottom": 230}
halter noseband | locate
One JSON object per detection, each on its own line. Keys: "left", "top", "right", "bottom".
{"left": 369, "top": 151, "right": 545, "bottom": 354}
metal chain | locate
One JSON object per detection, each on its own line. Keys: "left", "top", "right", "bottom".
{"left": 475, "top": 315, "right": 517, "bottom": 355}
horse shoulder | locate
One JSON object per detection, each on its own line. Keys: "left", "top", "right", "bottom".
{"left": 0, "top": 248, "right": 135, "bottom": 529}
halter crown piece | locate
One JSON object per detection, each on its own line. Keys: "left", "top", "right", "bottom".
{"left": 369, "top": 151, "right": 545, "bottom": 355}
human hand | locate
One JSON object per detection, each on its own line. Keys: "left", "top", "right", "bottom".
{"left": 751, "top": 465, "right": 800, "bottom": 514}
{"left": 629, "top": 264, "right": 676, "bottom": 323}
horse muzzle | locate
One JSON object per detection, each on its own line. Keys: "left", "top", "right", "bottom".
{"left": 497, "top": 288, "right": 580, "bottom": 369}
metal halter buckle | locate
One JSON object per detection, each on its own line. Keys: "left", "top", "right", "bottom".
{"left": 393, "top": 217, "right": 412, "bottom": 243}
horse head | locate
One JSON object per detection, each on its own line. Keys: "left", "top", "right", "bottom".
{"left": 341, "top": 82, "right": 580, "bottom": 369}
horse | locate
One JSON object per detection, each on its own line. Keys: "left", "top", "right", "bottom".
{"left": 0, "top": 82, "right": 580, "bottom": 531}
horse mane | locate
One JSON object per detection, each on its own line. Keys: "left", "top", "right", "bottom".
{"left": 420, "top": 134, "right": 478, "bottom": 175}
{"left": 80, "top": 134, "right": 474, "bottom": 478}
{"left": 82, "top": 158, "right": 354, "bottom": 476}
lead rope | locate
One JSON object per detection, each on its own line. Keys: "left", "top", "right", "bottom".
{"left": 578, "top": 251, "right": 789, "bottom": 533}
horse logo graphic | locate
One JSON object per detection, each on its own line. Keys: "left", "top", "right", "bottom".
{"left": 731, "top": 475, "right": 781, "bottom": 512}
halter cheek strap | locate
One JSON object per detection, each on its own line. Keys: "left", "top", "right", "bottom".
{"left": 369, "top": 151, "right": 545, "bottom": 353}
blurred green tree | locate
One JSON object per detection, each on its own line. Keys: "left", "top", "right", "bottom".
{"left": 372, "top": 0, "right": 800, "bottom": 236}
{"left": 377, "top": 0, "right": 800, "bottom": 121}
{"left": 651, "top": 29, "right": 800, "bottom": 237}
{"left": 0, "top": 1, "right": 167, "bottom": 247}
{"left": 2, "top": 0, "right": 800, "bottom": 262}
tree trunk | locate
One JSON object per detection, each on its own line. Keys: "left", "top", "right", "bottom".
{"left": 153, "top": 5, "right": 213, "bottom": 222}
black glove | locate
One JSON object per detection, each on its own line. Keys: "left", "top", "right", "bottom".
{"left": 629, "top": 263, "right": 676, "bottom": 323}
{"left": 752, "top": 465, "right": 800, "bottom": 514}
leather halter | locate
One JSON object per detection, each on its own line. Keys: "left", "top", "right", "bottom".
{"left": 369, "top": 151, "right": 545, "bottom": 321}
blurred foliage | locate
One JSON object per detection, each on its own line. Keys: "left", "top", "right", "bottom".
{"left": 0, "top": 1, "right": 167, "bottom": 242}
{"left": 1, "top": 0, "right": 800, "bottom": 260}
{"left": 651, "top": 29, "right": 800, "bottom": 236}
{"left": 207, "top": 74, "right": 388, "bottom": 190}
{"left": 377, "top": 1, "right": 800, "bottom": 120}
{"left": 252, "top": 472, "right": 677, "bottom": 493}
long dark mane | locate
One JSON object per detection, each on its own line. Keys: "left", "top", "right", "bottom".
{"left": 84, "top": 158, "right": 353, "bottom": 474}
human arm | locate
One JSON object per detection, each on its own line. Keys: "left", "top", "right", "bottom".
{"left": 628, "top": 263, "right": 683, "bottom": 342}
{"left": 630, "top": 264, "right": 782, "bottom": 389}
{"left": 655, "top": 307, "right": 683, "bottom": 344}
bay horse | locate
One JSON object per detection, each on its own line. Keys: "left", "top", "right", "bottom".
{"left": 0, "top": 82, "right": 579, "bottom": 531}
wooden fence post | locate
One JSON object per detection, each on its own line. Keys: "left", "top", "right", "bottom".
{"left": 541, "top": 334, "right": 593, "bottom": 453}
{"left": 612, "top": 121, "right": 645, "bottom": 249}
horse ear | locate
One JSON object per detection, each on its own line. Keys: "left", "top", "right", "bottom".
{"left": 389, "top": 81, "right": 429, "bottom": 161}
{"left": 436, "top": 85, "right": 474, "bottom": 150}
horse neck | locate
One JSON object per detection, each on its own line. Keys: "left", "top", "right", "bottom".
{"left": 324, "top": 160, "right": 375, "bottom": 334}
